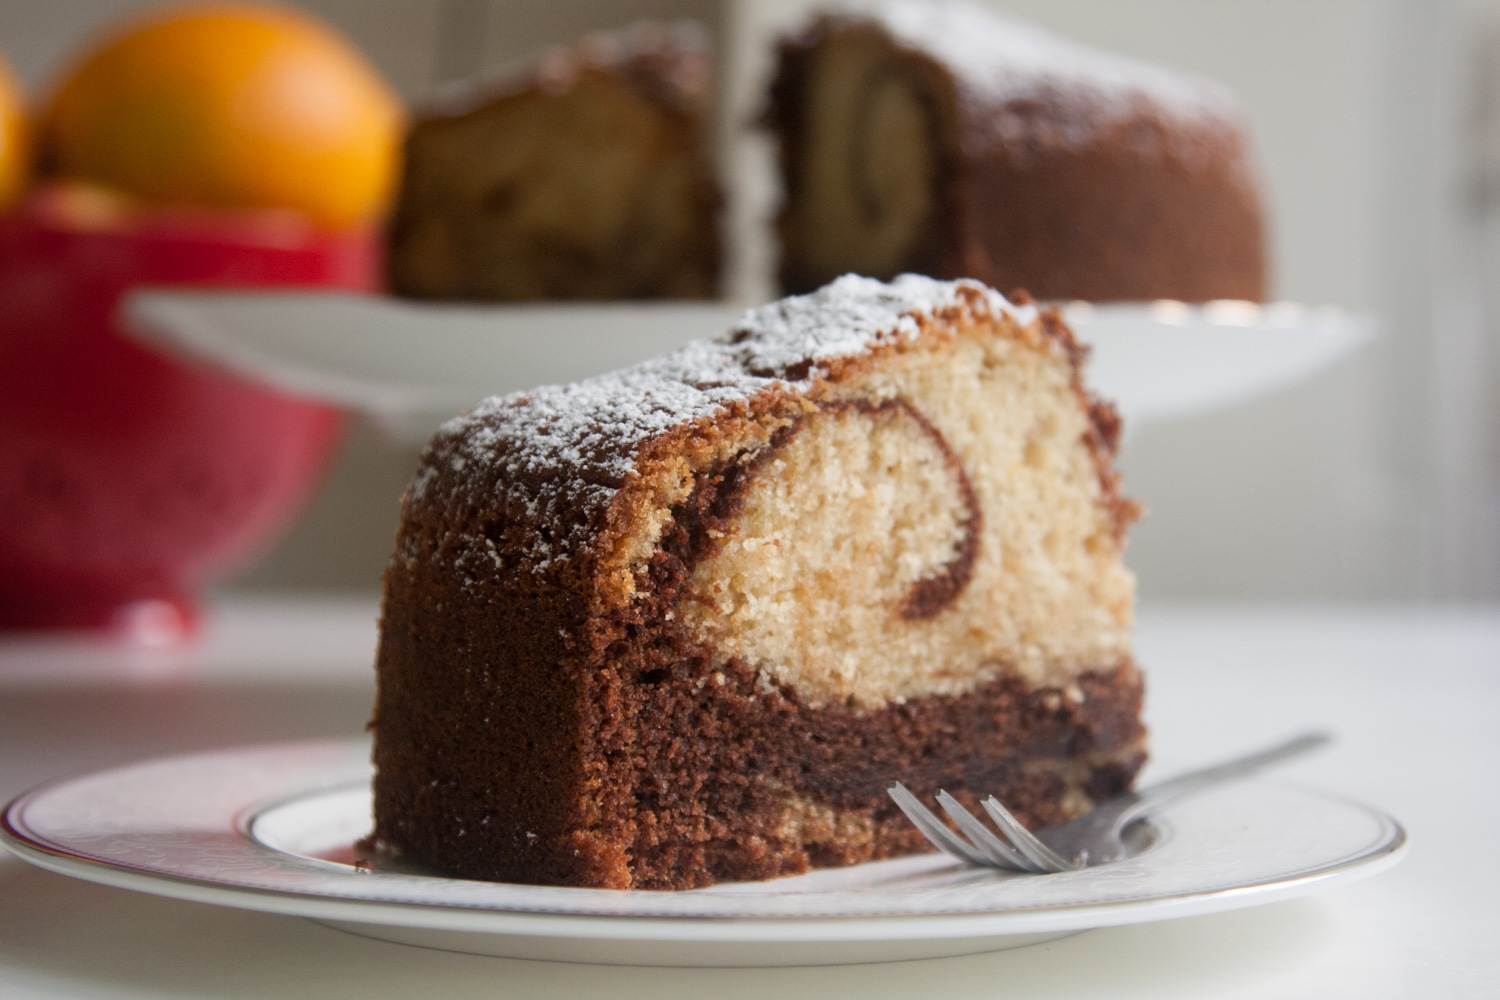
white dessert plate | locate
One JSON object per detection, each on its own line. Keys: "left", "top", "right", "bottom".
{"left": 120, "top": 291, "right": 1374, "bottom": 446}
{"left": 2, "top": 739, "right": 1405, "bottom": 967}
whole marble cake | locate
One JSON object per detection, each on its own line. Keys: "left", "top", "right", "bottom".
{"left": 767, "top": 0, "right": 1268, "bottom": 302}
{"left": 370, "top": 274, "right": 1145, "bottom": 889}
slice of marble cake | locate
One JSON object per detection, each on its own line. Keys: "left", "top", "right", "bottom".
{"left": 371, "top": 274, "right": 1145, "bottom": 889}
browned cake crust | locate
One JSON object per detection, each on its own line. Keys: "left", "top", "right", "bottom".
{"left": 768, "top": 1, "right": 1268, "bottom": 302}
{"left": 372, "top": 276, "right": 1145, "bottom": 889}
{"left": 387, "top": 21, "right": 721, "bottom": 301}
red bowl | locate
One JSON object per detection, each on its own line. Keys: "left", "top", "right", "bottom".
{"left": 0, "top": 188, "right": 377, "bottom": 639}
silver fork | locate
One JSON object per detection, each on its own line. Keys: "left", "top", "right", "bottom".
{"left": 888, "top": 731, "right": 1331, "bottom": 874}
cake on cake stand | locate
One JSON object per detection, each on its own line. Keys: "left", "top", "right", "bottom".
{"left": 121, "top": 291, "right": 1372, "bottom": 447}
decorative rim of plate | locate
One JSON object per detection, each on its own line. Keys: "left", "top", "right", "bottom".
{"left": 1, "top": 739, "right": 1407, "bottom": 942}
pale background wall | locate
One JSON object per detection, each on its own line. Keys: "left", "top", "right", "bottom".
{"left": 3, "top": 0, "right": 1496, "bottom": 603}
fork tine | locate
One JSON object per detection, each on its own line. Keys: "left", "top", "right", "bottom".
{"left": 980, "top": 796, "right": 1079, "bottom": 873}
{"left": 886, "top": 783, "right": 990, "bottom": 867}
{"left": 935, "top": 790, "right": 1040, "bottom": 872}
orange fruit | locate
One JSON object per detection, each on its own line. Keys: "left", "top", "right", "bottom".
{"left": 39, "top": 2, "right": 402, "bottom": 228}
{"left": 0, "top": 52, "right": 29, "bottom": 210}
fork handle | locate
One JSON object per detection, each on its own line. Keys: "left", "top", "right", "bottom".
{"left": 1118, "top": 731, "right": 1332, "bottom": 829}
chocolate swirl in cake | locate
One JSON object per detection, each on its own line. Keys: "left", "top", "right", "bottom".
{"left": 825, "top": 398, "right": 981, "bottom": 620}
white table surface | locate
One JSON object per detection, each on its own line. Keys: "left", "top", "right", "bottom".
{"left": 0, "top": 596, "right": 1495, "bottom": 998}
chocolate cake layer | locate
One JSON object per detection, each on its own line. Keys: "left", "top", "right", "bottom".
{"left": 375, "top": 629, "right": 1144, "bottom": 889}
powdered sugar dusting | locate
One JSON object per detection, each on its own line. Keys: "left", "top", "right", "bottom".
{"left": 730, "top": 272, "right": 1032, "bottom": 366}
{"left": 412, "top": 276, "right": 1027, "bottom": 574}
{"left": 421, "top": 19, "right": 709, "bottom": 119}
{"left": 819, "top": 0, "right": 1242, "bottom": 151}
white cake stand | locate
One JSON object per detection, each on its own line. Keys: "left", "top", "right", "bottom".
{"left": 121, "top": 291, "right": 1373, "bottom": 446}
